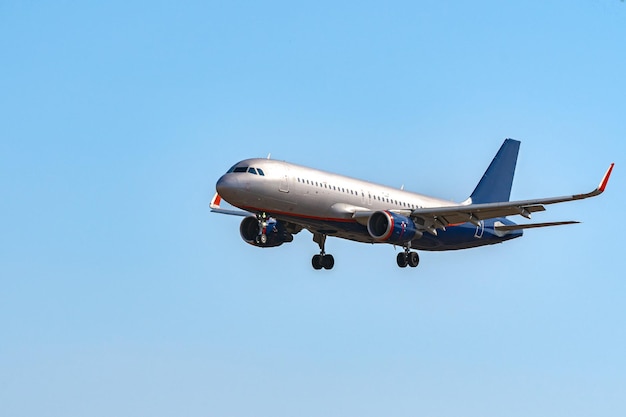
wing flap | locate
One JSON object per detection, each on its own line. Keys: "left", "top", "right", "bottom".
{"left": 411, "top": 203, "right": 546, "bottom": 225}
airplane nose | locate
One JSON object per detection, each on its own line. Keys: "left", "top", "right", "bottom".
{"left": 216, "top": 174, "right": 239, "bottom": 199}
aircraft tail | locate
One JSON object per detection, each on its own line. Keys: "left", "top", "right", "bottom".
{"left": 468, "top": 138, "right": 520, "bottom": 204}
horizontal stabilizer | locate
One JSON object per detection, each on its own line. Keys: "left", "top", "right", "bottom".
{"left": 495, "top": 221, "right": 580, "bottom": 231}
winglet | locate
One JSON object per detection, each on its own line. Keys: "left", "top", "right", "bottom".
{"left": 598, "top": 163, "right": 614, "bottom": 193}
{"left": 209, "top": 192, "right": 251, "bottom": 216}
{"left": 573, "top": 163, "right": 615, "bottom": 200}
{"left": 210, "top": 192, "right": 222, "bottom": 210}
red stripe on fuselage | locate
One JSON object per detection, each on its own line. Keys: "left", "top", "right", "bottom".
{"left": 238, "top": 205, "right": 357, "bottom": 223}
{"left": 237, "top": 205, "right": 465, "bottom": 230}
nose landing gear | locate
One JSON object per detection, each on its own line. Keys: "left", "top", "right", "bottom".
{"left": 312, "top": 233, "right": 334, "bottom": 270}
{"left": 254, "top": 212, "right": 270, "bottom": 245}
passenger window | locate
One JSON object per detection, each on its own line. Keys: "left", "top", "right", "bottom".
{"left": 248, "top": 167, "right": 257, "bottom": 175}
{"left": 257, "top": 168, "right": 265, "bottom": 176}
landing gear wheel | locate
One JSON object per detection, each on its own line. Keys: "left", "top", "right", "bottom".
{"left": 312, "top": 254, "right": 323, "bottom": 270}
{"left": 408, "top": 251, "right": 419, "bottom": 268}
{"left": 312, "top": 233, "right": 335, "bottom": 270}
{"left": 397, "top": 252, "right": 408, "bottom": 268}
{"left": 322, "top": 254, "right": 334, "bottom": 270}
{"left": 254, "top": 212, "right": 269, "bottom": 246}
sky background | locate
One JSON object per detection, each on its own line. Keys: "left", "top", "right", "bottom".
{"left": 1, "top": 1, "right": 625, "bottom": 416}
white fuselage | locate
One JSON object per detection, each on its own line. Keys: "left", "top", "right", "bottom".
{"left": 217, "top": 158, "right": 456, "bottom": 218}
{"left": 216, "top": 158, "right": 461, "bottom": 244}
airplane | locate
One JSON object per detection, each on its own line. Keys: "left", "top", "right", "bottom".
{"left": 211, "top": 139, "right": 614, "bottom": 270}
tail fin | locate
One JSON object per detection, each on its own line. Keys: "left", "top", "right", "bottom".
{"left": 468, "top": 138, "right": 520, "bottom": 204}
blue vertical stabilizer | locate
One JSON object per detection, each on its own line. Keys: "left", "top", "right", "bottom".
{"left": 469, "top": 139, "right": 520, "bottom": 204}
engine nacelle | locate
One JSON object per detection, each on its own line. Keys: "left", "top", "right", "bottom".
{"left": 367, "top": 210, "right": 422, "bottom": 244}
{"left": 240, "top": 216, "right": 294, "bottom": 247}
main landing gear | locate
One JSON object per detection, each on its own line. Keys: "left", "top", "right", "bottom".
{"left": 397, "top": 248, "right": 419, "bottom": 268}
{"left": 312, "top": 233, "right": 334, "bottom": 270}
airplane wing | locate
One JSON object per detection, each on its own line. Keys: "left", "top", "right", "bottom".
{"left": 209, "top": 193, "right": 251, "bottom": 217}
{"left": 407, "top": 163, "right": 614, "bottom": 234}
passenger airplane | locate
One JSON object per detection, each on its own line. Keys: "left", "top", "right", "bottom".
{"left": 211, "top": 139, "right": 613, "bottom": 270}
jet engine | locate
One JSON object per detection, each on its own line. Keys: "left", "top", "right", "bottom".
{"left": 240, "top": 216, "right": 294, "bottom": 247}
{"left": 367, "top": 210, "right": 422, "bottom": 244}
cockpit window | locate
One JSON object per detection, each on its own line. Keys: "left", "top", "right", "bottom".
{"left": 227, "top": 164, "right": 265, "bottom": 175}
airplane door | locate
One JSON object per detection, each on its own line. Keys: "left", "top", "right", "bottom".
{"left": 279, "top": 164, "right": 289, "bottom": 193}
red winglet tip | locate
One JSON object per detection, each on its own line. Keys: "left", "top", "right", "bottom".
{"left": 599, "top": 163, "right": 614, "bottom": 192}
{"left": 211, "top": 193, "right": 222, "bottom": 207}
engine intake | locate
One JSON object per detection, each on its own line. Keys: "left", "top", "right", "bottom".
{"left": 367, "top": 211, "right": 421, "bottom": 244}
{"left": 240, "top": 216, "right": 294, "bottom": 247}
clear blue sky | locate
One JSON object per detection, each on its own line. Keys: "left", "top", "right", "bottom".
{"left": 1, "top": 1, "right": 625, "bottom": 416}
